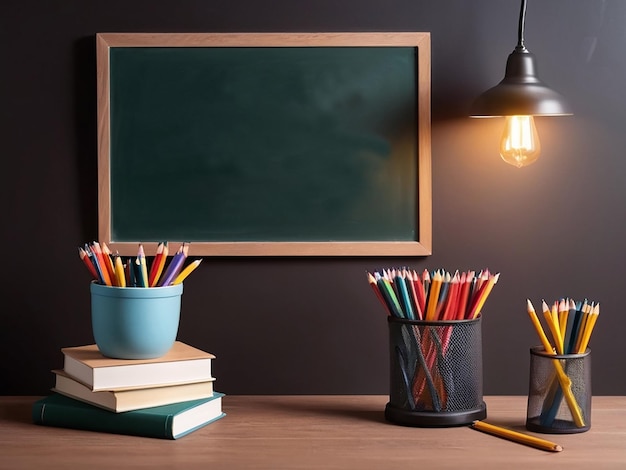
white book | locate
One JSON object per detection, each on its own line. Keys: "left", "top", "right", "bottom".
{"left": 62, "top": 341, "right": 215, "bottom": 391}
{"left": 52, "top": 369, "right": 215, "bottom": 412}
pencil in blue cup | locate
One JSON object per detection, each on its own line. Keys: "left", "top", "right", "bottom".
{"left": 78, "top": 241, "right": 200, "bottom": 288}
{"left": 158, "top": 243, "right": 189, "bottom": 287}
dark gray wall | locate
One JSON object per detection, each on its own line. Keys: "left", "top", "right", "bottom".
{"left": 3, "top": 0, "right": 626, "bottom": 395}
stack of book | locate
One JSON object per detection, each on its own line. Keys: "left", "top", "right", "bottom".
{"left": 32, "top": 341, "right": 224, "bottom": 439}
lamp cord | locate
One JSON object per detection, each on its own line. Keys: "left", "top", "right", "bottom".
{"left": 517, "top": 0, "right": 527, "bottom": 51}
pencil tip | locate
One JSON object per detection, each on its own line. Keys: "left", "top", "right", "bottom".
{"left": 555, "top": 445, "right": 563, "bottom": 452}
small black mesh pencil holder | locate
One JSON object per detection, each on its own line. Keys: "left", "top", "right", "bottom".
{"left": 526, "top": 346, "right": 592, "bottom": 434}
{"left": 385, "top": 316, "right": 486, "bottom": 427}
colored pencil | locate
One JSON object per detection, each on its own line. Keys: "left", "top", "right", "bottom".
{"left": 542, "top": 300, "right": 564, "bottom": 355}
{"left": 456, "top": 271, "right": 471, "bottom": 320}
{"left": 440, "top": 272, "right": 459, "bottom": 320}
{"left": 367, "top": 272, "right": 391, "bottom": 316}
{"left": 79, "top": 241, "right": 201, "bottom": 288}
{"left": 85, "top": 245, "right": 106, "bottom": 285}
{"left": 577, "top": 303, "right": 599, "bottom": 353}
{"left": 405, "top": 270, "right": 423, "bottom": 320}
{"left": 158, "top": 243, "right": 188, "bottom": 287}
{"left": 114, "top": 254, "right": 126, "bottom": 288}
{"left": 137, "top": 244, "right": 149, "bottom": 288}
{"left": 366, "top": 268, "right": 499, "bottom": 323}
{"left": 101, "top": 243, "right": 118, "bottom": 286}
{"left": 433, "top": 271, "right": 450, "bottom": 320}
{"left": 149, "top": 242, "right": 168, "bottom": 287}
{"left": 173, "top": 259, "right": 202, "bottom": 285}
{"left": 78, "top": 247, "right": 98, "bottom": 280}
{"left": 91, "top": 242, "right": 112, "bottom": 286}
{"left": 411, "top": 269, "right": 426, "bottom": 319}
{"left": 467, "top": 273, "right": 499, "bottom": 320}
{"left": 526, "top": 300, "right": 554, "bottom": 353}
{"left": 395, "top": 271, "right": 415, "bottom": 320}
{"left": 471, "top": 420, "right": 563, "bottom": 452}
{"left": 563, "top": 298, "right": 576, "bottom": 354}
{"left": 377, "top": 276, "right": 403, "bottom": 318}
{"left": 134, "top": 257, "right": 147, "bottom": 288}
{"left": 424, "top": 271, "right": 442, "bottom": 321}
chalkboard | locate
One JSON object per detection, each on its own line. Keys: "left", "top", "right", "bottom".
{"left": 96, "top": 33, "right": 431, "bottom": 256}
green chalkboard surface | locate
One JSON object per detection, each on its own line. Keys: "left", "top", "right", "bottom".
{"left": 97, "top": 33, "right": 432, "bottom": 256}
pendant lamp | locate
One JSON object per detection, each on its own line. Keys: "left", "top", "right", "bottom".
{"left": 470, "top": 0, "right": 572, "bottom": 168}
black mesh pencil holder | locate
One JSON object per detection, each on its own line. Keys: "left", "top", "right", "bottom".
{"left": 526, "top": 346, "right": 592, "bottom": 434}
{"left": 385, "top": 316, "right": 486, "bottom": 427}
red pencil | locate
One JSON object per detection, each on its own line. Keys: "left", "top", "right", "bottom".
{"left": 467, "top": 273, "right": 499, "bottom": 319}
{"left": 91, "top": 242, "right": 112, "bottom": 286}
{"left": 457, "top": 271, "right": 473, "bottom": 319}
{"left": 367, "top": 272, "right": 391, "bottom": 316}
{"left": 78, "top": 247, "right": 98, "bottom": 280}
{"left": 149, "top": 242, "right": 169, "bottom": 287}
{"left": 148, "top": 242, "right": 164, "bottom": 287}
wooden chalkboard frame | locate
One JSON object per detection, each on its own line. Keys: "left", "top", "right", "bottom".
{"left": 96, "top": 32, "right": 432, "bottom": 256}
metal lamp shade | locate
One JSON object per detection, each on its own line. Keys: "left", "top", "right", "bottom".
{"left": 470, "top": 48, "right": 572, "bottom": 117}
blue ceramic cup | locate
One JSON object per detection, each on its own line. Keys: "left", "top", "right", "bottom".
{"left": 90, "top": 282, "right": 183, "bottom": 359}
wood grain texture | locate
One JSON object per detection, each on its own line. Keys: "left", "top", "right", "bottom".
{"left": 3, "top": 396, "right": 626, "bottom": 469}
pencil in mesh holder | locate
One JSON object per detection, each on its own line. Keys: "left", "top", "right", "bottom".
{"left": 526, "top": 346, "right": 591, "bottom": 434}
{"left": 385, "top": 316, "right": 486, "bottom": 427}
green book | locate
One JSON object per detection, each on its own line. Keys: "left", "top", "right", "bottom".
{"left": 32, "top": 392, "right": 225, "bottom": 439}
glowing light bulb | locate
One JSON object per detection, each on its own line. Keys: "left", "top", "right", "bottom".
{"left": 499, "top": 115, "right": 541, "bottom": 168}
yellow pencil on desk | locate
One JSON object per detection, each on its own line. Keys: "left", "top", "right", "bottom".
{"left": 471, "top": 420, "right": 563, "bottom": 452}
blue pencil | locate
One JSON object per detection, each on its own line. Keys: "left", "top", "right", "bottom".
{"left": 395, "top": 272, "right": 415, "bottom": 320}
{"left": 563, "top": 299, "right": 577, "bottom": 354}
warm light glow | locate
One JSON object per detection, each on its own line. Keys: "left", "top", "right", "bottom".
{"left": 499, "top": 115, "right": 541, "bottom": 168}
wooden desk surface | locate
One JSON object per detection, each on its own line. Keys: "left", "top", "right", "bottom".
{"left": 1, "top": 395, "right": 625, "bottom": 469}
